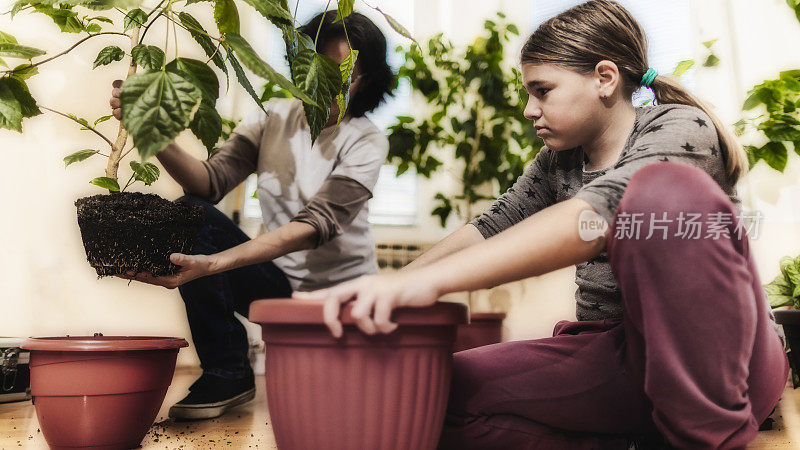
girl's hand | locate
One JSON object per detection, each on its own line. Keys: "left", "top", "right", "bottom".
{"left": 292, "top": 271, "right": 441, "bottom": 338}
{"left": 116, "top": 253, "right": 215, "bottom": 289}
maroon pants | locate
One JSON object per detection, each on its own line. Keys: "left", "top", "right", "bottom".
{"left": 438, "top": 162, "right": 788, "bottom": 449}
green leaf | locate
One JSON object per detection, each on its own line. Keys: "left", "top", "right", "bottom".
{"left": 672, "top": 59, "right": 694, "bottom": 77}
{"left": 786, "top": 256, "right": 800, "bottom": 288}
{"left": 67, "top": 113, "right": 90, "bottom": 129}
{"left": 334, "top": 0, "right": 354, "bottom": 22}
{"left": 93, "top": 45, "right": 125, "bottom": 69}
{"left": 120, "top": 69, "right": 203, "bottom": 160}
{"left": 780, "top": 72, "right": 800, "bottom": 91}
{"left": 0, "top": 31, "right": 18, "bottom": 44}
{"left": 762, "top": 121, "right": 800, "bottom": 142}
{"left": 334, "top": 49, "right": 357, "bottom": 126}
{"left": 506, "top": 24, "right": 519, "bottom": 35}
{"left": 10, "top": 0, "right": 29, "bottom": 18}
{"left": 130, "top": 160, "right": 160, "bottom": 185}
{"left": 2, "top": 76, "right": 40, "bottom": 119}
{"left": 90, "top": 176, "right": 120, "bottom": 191}
{"left": 94, "top": 114, "right": 112, "bottom": 125}
{"left": 703, "top": 54, "right": 720, "bottom": 67}
{"left": 224, "top": 33, "right": 317, "bottom": 105}
{"left": 63, "top": 149, "right": 100, "bottom": 167}
{"left": 131, "top": 44, "right": 165, "bottom": 71}
{"left": 376, "top": 7, "right": 417, "bottom": 45}
{"left": 165, "top": 58, "right": 219, "bottom": 105}
{"left": 178, "top": 12, "right": 229, "bottom": 84}
{"left": 743, "top": 92, "right": 760, "bottom": 110}
{"left": 31, "top": 4, "right": 83, "bottom": 33}
{"left": 280, "top": 24, "right": 314, "bottom": 68}
{"left": 0, "top": 79, "right": 23, "bottom": 131}
{"left": 10, "top": 63, "right": 37, "bottom": 80}
{"left": 214, "top": 0, "right": 240, "bottom": 35}
{"left": 702, "top": 38, "right": 718, "bottom": 49}
{"left": 80, "top": 0, "right": 142, "bottom": 10}
{"left": 123, "top": 8, "right": 148, "bottom": 31}
{"left": 239, "top": 0, "right": 293, "bottom": 26}
{"left": 225, "top": 48, "right": 266, "bottom": 114}
{"left": 761, "top": 141, "right": 788, "bottom": 172}
{"left": 87, "top": 16, "right": 114, "bottom": 24}
{"left": 189, "top": 102, "right": 222, "bottom": 154}
{"left": 765, "top": 273, "right": 795, "bottom": 308}
{"left": 0, "top": 58, "right": 8, "bottom": 68}
{"left": 0, "top": 43, "right": 45, "bottom": 59}
{"left": 85, "top": 23, "right": 102, "bottom": 33}
{"left": 290, "top": 49, "right": 341, "bottom": 141}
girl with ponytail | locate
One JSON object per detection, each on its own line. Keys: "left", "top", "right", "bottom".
{"left": 295, "top": 1, "right": 787, "bottom": 448}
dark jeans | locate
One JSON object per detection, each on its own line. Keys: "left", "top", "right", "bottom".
{"left": 176, "top": 195, "right": 293, "bottom": 380}
{"left": 438, "top": 162, "right": 788, "bottom": 449}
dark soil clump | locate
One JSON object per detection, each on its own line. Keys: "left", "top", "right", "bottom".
{"left": 75, "top": 192, "right": 205, "bottom": 277}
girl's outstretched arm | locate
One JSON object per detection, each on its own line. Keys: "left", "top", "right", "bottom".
{"left": 294, "top": 198, "right": 607, "bottom": 337}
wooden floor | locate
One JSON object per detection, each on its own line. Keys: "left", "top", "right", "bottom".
{"left": 1, "top": 367, "right": 799, "bottom": 449}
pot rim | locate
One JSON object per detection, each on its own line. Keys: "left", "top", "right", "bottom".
{"left": 468, "top": 312, "right": 507, "bottom": 320}
{"left": 774, "top": 309, "right": 800, "bottom": 325}
{"left": 22, "top": 336, "right": 189, "bottom": 352}
{"left": 250, "top": 299, "right": 468, "bottom": 326}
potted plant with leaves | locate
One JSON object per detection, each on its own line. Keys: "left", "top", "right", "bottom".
{"left": 0, "top": 0, "right": 403, "bottom": 276}
{"left": 387, "top": 13, "right": 544, "bottom": 351}
{"left": 740, "top": 0, "right": 800, "bottom": 387}
{"left": 2, "top": 0, "right": 417, "bottom": 446}
{"left": 765, "top": 255, "right": 800, "bottom": 387}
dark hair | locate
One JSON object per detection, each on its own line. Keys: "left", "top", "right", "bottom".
{"left": 520, "top": 0, "right": 747, "bottom": 183}
{"left": 298, "top": 10, "right": 395, "bottom": 118}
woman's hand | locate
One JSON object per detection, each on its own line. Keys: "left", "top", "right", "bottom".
{"left": 110, "top": 79, "right": 122, "bottom": 120}
{"left": 292, "top": 271, "right": 441, "bottom": 339}
{"left": 116, "top": 253, "right": 216, "bottom": 289}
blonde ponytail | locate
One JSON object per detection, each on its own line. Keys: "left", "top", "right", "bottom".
{"left": 650, "top": 75, "right": 748, "bottom": 183}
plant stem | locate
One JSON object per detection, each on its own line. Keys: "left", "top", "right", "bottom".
{"left": 121, "top": 172, "right": 135, "bottom": 192}
{"left": 1, "top": 32, "right": 129, "bottom": 75}
{"left": 139, "top": 0, "right": 167, "bottom": 44}
{"left": 38, "top": 105, "right": 115, "bottom": 148}
{"left": 206, "top": 41, "right": 222, "bottom": 65}
{"left": 313, "top": 0, "right": 333, "bottom": 49}
{"left": 168, "top": 14, "right": 223, "bottom": 43}
{"left": 171, "top": 12, "right": 178, "bottom": 60}
{"left": 105, "top": 27, "right": 140, "bottom": 183}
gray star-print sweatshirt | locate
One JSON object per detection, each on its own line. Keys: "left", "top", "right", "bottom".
{"left": 471, "top": 103, "right": 741, "bottom": 321}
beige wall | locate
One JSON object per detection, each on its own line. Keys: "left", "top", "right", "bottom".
{"left": 1, "top": 0, "right": 799, "bottom": 369}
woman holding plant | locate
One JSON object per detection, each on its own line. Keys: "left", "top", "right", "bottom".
{"left": 118, "top": 10, "right": 395, "bottom": 420}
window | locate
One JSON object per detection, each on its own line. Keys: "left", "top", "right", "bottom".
{"left": 531, "top": 0, "right": 695, "bottom": 105}
{"left": 242, "top": 1, "right": 417, "bottom": 225}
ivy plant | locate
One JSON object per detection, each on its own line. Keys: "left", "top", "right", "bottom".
{"left": 0, "top": 0, "right": 412, "bottom": 192}
{"left": 387, "top": 13, "right": 544, "bottom": 227}
{"left": 736, "top": 0, "right": 800, "bottom": 173}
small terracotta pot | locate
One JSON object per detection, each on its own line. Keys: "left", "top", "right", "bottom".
{"left": 22, "top": 336, "right": 188, "bottom": 450}
{"left": 453, "top": 312, "right": 506, "bottom": 353}
{"left": 249, "top": 299, "right": 468, "bottom": 450}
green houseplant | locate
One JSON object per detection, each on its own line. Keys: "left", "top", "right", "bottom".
{"left": 751, "top": 0, "right": 800, "bottom": 388}
{"left": 386, "top": 13, "right": 544, "bottom": 350}
{"left": 0, "top": 0, "right": 412, "bottom": 276}
{"left": 765, "top": 255, "right": 800, "bottom": 387}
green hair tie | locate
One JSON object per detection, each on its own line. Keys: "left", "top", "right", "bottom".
{"left": 640, "top": 68, "right": 658, "bottom": 87}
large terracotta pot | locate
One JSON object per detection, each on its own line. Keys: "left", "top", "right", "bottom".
{"left": 249, "top": 299, "right": 468, "bottom": 450}
{"left": 453, "top": 312, "right": 506, "bottom": 353}
{"left": 22, "top": 336, "right": 188, "bottom": 450}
